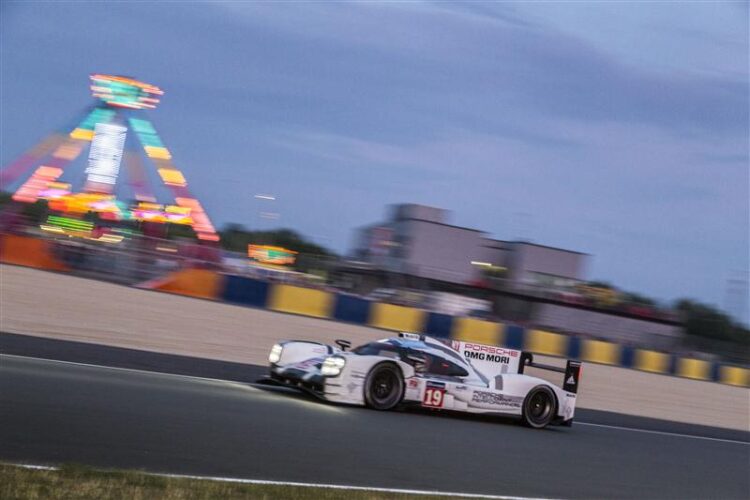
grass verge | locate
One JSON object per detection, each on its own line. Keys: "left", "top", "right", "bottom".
{"left": 0, "top": 463, "right": 460, "bottom": 500}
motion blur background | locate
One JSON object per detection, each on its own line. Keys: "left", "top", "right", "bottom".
{"left": 1, "top": 2, "right": 748, "bottom": 364}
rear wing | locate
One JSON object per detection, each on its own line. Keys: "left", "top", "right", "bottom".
{"left": 519, "top": 352, "right": 582, "bottom": 394}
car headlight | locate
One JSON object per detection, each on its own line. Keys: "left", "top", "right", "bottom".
{"left": 321, "top": 356, "right": 346, "bottom": 377}
{"left": 269, "top": 344, "right": 283, "bottom": 364}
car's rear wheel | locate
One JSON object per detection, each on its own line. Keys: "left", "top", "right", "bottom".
{"left": 364, "top": 363, "right": 404, "bottom": 410}
{"left": 522, "top": 386, "right": 556, "bottom": 429}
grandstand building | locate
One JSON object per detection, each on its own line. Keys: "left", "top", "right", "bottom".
{"left": 352, "top": 203, "right": 587, "bottom": 288}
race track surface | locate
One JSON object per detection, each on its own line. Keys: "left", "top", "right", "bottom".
{"left": 1, "top": 354, "right": 748, "bottom": 499}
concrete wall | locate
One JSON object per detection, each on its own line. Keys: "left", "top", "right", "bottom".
{"left": 534, "top": 302, "right": 682, "bottom": 349}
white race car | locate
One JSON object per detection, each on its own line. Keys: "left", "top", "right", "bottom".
{"left": 263, "top": 332, "right": 582, "bottom": 429}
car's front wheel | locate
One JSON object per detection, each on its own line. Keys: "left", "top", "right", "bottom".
{"left": 364, "top": 363, "right": 404, "bottom": 410}
{"left": 522, "top": 386, "right": 556, "bottom": 429}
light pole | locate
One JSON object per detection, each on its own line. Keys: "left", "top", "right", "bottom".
{"left": 254, "top": 193, "right": 278, "bottom": 232}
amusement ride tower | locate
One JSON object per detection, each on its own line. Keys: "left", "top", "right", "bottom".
{"left": 0, "top": 74, "right": 219, "bottom": 242}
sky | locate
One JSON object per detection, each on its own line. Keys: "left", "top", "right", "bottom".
{"left": 1, "top": 1, "right": 748, "bottom": 320}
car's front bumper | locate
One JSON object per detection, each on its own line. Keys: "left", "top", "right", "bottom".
{"left": 266, "top": 365, "right": 361, "bottom": 404}
{"left": 268, "top": 365, "right": 326, "bottom": 397}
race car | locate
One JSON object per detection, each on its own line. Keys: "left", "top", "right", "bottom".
{"left": 262, "top": 332, "right": 582, "bottom": 428}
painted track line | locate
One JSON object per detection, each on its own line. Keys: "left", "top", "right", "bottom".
{"left": 575, "top": 421, "right": 749, "bottom": 445}
{"left": 7, "top": 463, "right": 555, "bottom": 500}
{"left": 3, "top": 353, "right": 747, "bottom": 445}
{"left": 0, "top": 353, "right": 259, "bottom": 389}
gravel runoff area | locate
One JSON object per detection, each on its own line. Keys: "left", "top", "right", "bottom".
{"left": 1, "top": 264, "right": 748, "bottom": 431}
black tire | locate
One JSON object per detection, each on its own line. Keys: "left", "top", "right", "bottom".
{"left": 522, "top": 386, "right": 557, "bottom": 429}
{"left": 364, "top": 363, "right": 404, "bottom": 410}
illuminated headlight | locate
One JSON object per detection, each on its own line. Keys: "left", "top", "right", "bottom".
{"left": 321, "top": 356, "right": 346, "bottom": 377}
{"left": 269, "top": 344, "right": 283, "bottom": 364}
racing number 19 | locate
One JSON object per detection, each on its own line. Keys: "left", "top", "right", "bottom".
{"left": 423, "top": 388, "right": 445, "bottom": 408}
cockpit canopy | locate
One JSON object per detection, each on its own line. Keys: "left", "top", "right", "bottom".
{"left": 352, "top": 338, "right": 486, "bottom": 383}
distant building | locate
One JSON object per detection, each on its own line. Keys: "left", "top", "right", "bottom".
{"left": 352, "top": 203, "right": 587, "bottom": 287}
{"left": 503, "top": 241, "right": 588, "bottom": 289}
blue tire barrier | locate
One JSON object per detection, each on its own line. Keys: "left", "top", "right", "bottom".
{"left": 423, "top": 312, "right": 453, "bottom": 338}
{"left": 332, "top": 295, "right": 371, "bottom": 325}
{"left": 620, "top": 346, "right": 636, "bottom": 369}
{"left": 504, "top": 325, "right": 525, "bottom": 350}
{"left": 221, "top": 275, "right": 270, "bottom": 308}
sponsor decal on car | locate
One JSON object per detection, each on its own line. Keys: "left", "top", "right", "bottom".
{"left": 461, "top": 343, "right": 519, "bottom": 364}
{"left": 471, "top": 391, "right": 522, "bottom": 408}
{"left": 423, "top": 387, "right": 446, "bottom": 408}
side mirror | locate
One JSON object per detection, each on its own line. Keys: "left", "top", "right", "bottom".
{"left": 335, "top": 339, "right": 351, "bottom": 351}
{"left": 519, "top": 352, "right": 534, "bottom": 374}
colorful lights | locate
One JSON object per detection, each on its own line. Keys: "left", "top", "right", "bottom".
{"left": 52, "top": 141, "right": 85, "bottom": 161}
{"left": 84, "top": 122, "right": 127, "bottom": 193}
{"left": 47, "top": 193, "right": 125, "bottom": 218}
{"left": 131, "top": 202, "right": 193, "bottom": 225}
{"left": 6, "top": 74, "right": 221, "bottom": 243}
{"left": 90, "top": 74, "right": 163, "bottom": 110}
{"left": 70, "top": 108, "right": 116, "bottom": 141}
{"left": 38, "top": 182, "right": 72, "bottom": 200}
{"left": 40, "top": 215, "right": 124, "bottom": 243}
{"left": 174, "top": 196, "right": 217, "bottom": 240}
{"left": 45, "top": 215, "right": 93, "bottom": 232}
{"left": 248, "top": 245, "right": 297, "bottom": 265}
{"left": 12, "top": 165, "right": 64, "bottom": 202}
{"left": 157, "top": 168, "right": 186, "bottom": 187}
{"left": 69, "top": 128, "right": 95, "bottom": 141}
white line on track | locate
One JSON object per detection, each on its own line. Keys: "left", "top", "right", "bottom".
{"left": 0, "top": 353, "right": 262, "bottom": 390}
{"left": 575, "top": 421, "right": 749, "bottom": 445}
{"left": 2, "top": 353, "right": 748, "bottom": 445}
{"left": 8, "top": 463, "right": 554, "bottom": 500}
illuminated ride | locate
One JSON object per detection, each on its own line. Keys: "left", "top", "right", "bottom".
{"left": 0, "top": 74, "right": 219, "bottom": 242}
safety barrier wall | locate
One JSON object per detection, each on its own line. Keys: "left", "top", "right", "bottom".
{"left": 0, "top": 234, "right": 68, "bottom": 271}
{"left": 10, "top": 254, "right": 748, "bottom": 388}
{"left": 144, "top": 273, "right": 748, "bottom": 387}
{"left": 146, "top": 268, "right": 224, "bottom": 300}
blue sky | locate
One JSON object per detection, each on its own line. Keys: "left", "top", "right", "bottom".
{"left": 1, "top": 1, "right": 748, "bottom": 319}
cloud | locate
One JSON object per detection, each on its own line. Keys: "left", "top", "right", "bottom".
{"left": 216, "top": 2, "right": 748, "bottom": 137}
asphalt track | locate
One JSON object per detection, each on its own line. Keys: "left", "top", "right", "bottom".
{"left": 1, "top": 337, "right": 749, "bottom": 498}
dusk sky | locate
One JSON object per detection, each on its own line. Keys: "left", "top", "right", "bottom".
{"left": 1, "top": 2, "right": 748, "bottom": 320}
